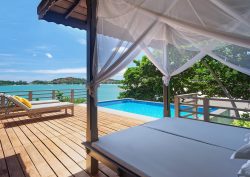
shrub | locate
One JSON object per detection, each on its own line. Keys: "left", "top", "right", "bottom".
{"left": 231, "top": 112, "right": 250, "bottom": 128}
{"left": 55, "top": 90, "right": 86, "bottom": 104}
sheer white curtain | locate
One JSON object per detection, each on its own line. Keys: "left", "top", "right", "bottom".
{"left": 88, "top": 0, "right": 250, "bottom": 96}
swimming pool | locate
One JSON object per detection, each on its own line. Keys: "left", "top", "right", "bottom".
{"left": 98, "top": 99, "right": 217, "bottom": 118}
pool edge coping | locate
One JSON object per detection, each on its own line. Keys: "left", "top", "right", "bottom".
{"left": 79, "top": 98, "right": 223, "bottom": 122}
{"left": 78, "top": 103, "right": 155, "bottom": 122}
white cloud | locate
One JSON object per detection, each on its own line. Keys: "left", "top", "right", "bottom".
{"left": 0, "top": 63, "right": 8, "bottom": 66}
{"left": 45, "top": 53, "right": 53, "bottom": 59}
{"left": 0, "top": 53, "right": 14, "bottom": 57}
{"left": 0, "top": 69, "right": 26, "bottom": 73}
{"left": 36, "top": 45, "right": 49, "bottom": 50}
{"left": 34, "top": 68, "right": 86, "bottom": 74}
{"left": 0, "top": 67, "right": 86, "bottom": 74}
{"left": 78, "top": 39, "right": 86, "bottom": 45}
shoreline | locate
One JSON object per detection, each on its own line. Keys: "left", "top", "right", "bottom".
{"left": 0, "top": 83, "right": 120, "bottom": 86}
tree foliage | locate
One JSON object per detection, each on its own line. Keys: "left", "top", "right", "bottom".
{"left": 231, "top": 112, "right": 250, "bottom": 128}
{"left": 0, "top": 80, "right": 28, "bottom": 85}
{"left": 119, "top": 55, "right": 250, "bottom": 101}
{"left": 55, "top": 90, "right": 86, "bottom": 103}
{"left": 119, "top": 56, "right": 163, "bottom": 101}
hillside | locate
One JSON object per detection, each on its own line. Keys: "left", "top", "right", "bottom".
{"left": 0, "top": 80, "right": 28, "bottom": 85}
{"left": 0, "top": 77, "right": 121, "bottom": 86}
{"left": 102, "top": 79, "right": 121, "bottom": 84}
{"left": 31, "top": 80, "right": 51, "bottom": 84}
{"left": 51, "top": 77, "right": 86, "bottom": 84}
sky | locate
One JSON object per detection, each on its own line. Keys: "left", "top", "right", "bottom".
{"left": 0, "top": 1, "right": 131, "bottom": 82}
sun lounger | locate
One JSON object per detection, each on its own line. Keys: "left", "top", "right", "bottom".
{"left": 84, "top": 118, "right": 248, "bottom": 177}
{"left": 0, "top": 93, "right": 60, "bottom": 114}
{"left": 3, "top": 95, "right": 74, "bottom": 118}
{"left": 0, "top": 93, "right": 59, "bottom": 106}
{"left": 30, "top": 99, "right": 59, "bottom": 105}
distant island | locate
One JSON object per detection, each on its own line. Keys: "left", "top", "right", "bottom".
{"left": 0, "top": 77, "right": 121, "bottom": 86}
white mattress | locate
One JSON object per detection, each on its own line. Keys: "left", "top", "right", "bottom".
{"left": 143, "top": 118, "right": 250, "bottom": 150}
{"left": 92, "top": 119, "right": 248, "bottom": 177}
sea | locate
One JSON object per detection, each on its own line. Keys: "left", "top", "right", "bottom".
{"left": 0, "top": 84, "right": 121, "bottom": 101}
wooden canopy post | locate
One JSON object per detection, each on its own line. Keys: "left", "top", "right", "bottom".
{"left": 163, "top": 82, "right": 171, "bottom": 117}
{"left": 86, "top": 0, "right": 98, "bottom": 175}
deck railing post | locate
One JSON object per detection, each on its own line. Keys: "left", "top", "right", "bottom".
{"left": 174, "top": 96, "right": 180, "bottom": 117}
{"left": 1, "top": 94, "right": 5, "bottom": 108}
{"left": 70, "top": 89, "right": 74, "bottom": 103}
{"left": 28, "top": 91, "right": 33, "bottom": 101}
{"left": 194, "top": 94, "right": 198, "bottom": 119}
{"left": 52, "top": 90, "right": 56, "bottom": 100}
{"left": 203, "top": 97, "right": 210, "bottom": 122}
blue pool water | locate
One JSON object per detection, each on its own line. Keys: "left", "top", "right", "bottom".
{"left": 98, "top": 99, "right": 217, "bottom": 118}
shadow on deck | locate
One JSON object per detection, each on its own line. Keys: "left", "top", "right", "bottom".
{"left": 0, "top": 105, "right": 145, "bottom": 177}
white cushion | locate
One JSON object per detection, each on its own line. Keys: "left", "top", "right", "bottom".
{"left": 30, "top": 100, "right": 59, "bottom": 105}
{"left": 31, "top": 102, "right": 73, "bottom": 110}
{"left": 232, "top": 143, "right": 250, "bottom": 160}
{"left": 143, "top": 118, "right": 249, "bottom": 150}
{"left": 238, "top": 160, "right": 250, "bottom": 177}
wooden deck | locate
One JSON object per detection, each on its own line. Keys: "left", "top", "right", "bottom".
{"left": 0, "top": 105, "right": 145, "bottom": 177}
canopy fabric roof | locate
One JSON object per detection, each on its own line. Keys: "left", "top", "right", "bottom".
{"left": 38, "top": 0, "right": 87, "bottom": 30}
{"left": 93, "top": 0, "right": 250, "bottom": 88}
{"left": 38, "top": 0, "right": 250, "bottom": 89}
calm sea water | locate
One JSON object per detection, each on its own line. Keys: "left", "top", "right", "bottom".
{"left": 0, "top": 84, "right": 121, "bottom": 101}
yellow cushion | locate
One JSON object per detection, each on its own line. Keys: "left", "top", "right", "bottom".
{"left": 21, "top": 98, "right": 32, "bottom": 108}
{"left": 14, "top": 96, "right": 23, "bottom": 102}
{"left": 14, "top": 96, "right": 32, "bottom": 108}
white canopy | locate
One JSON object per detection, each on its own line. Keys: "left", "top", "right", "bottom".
{"left": 89, "top": 0, "right": 250, "bottom": 91}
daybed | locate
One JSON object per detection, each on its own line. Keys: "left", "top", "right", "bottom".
{"left": 84, "top": 118, "right": 249, "bottom": 177}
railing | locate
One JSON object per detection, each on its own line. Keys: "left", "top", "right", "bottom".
{"left": 0, "top": 88, "right": 86, "bottom": 103}
{"left": 174, "top": 93, "right": 250, "bottom": 123}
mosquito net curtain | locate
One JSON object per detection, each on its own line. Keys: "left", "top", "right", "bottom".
{"left": 88, "top": 0, "right": 250, "bottom": 94}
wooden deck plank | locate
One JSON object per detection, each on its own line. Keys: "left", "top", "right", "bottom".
{"left": 4, "top": 121, "right": 41, "bottom": 177}
{"left": 0, "top": 129, "right": 25, "bottom": 177}
{"left": 11, "top": 116, "right": 71, "bottom": 177}
{"left": 7, "top": 118, "right": 58, "bottom": 177}
{"left": 18, "top": 115, "right": 90, "bottom": 177}
{"left": 0, "top": 105, "right": 145, "bottom": 177}
{"left": 33, "top": 141, "right": 72, "bottom": 177}
{"left": 0, "top": 140, "right": 9, "bottom": 177}
{"left": 26, "top": 116, "right": 108, "bottom": 176}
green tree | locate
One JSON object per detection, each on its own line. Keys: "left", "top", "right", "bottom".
{"left": 55, "top": 90, "right": 64, "bottom": 101}
{"left": 119, "top": 56, "right": 163, "bottom": 101}
{"left": 119, "top": 55, "right": 250, "bottom": 101}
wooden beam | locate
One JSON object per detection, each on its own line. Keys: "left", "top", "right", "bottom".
{"left": 65, "top": 0, "right": 81, "bottom": 19}
{"left": 38, "top": 0, "right": 63, "bottom": 19}
{"left": 41, "top": 11, "right": 87, "bottom": 30}
{"left": 86, "top": 0, "right": 98, "bottom": 175}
